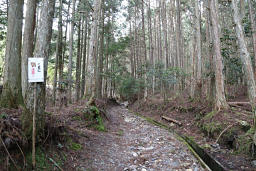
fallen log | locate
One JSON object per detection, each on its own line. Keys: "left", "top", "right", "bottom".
{"left": 161, "top": 116, "right": 182, "bottom": 126}
{"left": 228, "top": 102, "right": 250, "bottom": 106}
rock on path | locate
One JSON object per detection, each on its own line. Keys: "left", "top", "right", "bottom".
{"left": 76, "top": 105, "right": 205, "bottom": 171}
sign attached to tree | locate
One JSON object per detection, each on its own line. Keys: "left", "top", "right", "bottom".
{"left": 28, "top": 58, "right": 44, "bottom": 83}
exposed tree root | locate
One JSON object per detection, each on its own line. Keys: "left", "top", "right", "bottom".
{"left": 215, "top": 122, "right": 238, "bottom": 144}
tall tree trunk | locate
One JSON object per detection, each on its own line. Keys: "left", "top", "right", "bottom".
{"left": 23, "top": 0, "right": 55, "bottom": 135}
{"left": 68, "top": 0, "right": 76, "bottom": 103}
{"left": 88, "top": 0, "right": 102, "bottom": 103}
{"left": 75, "top": 1, "right": 82, "bottom": 102}
{"left": 176, "top": 0, "right": 181, "bottom": 68}
{"left": 129, "top": 18, "right": 134, "bottom": 78}
{"left": 58, "top": 0, "right": 63, "bottom": 89}
{"left": 141, "top": 0, "right": 147, "bottom": 101}
{"left": 22, "top": 0, "right": 37, "bottom": 100}
{"left": 97, "top": 1, "right": 105, "bottom": 99}
{"left": 1, "top": 0, "right": 24, "bottom": 108}
{"left": 248, "top": 0, "right": 256, "bottom": 76}
{"left": 232, "top": 0, "right": 256, "bottom": 131}
{"left": 148, "top": 0, "right": 154, "bottom": 95}
{"left": 153, "top": 10, "right": 157, "bottom": 94}
{"left": 85, "top": 24, "right": 90, "bottom": 96}
{"left": 161, "top": 0, "right": 168, "bottom": 68}
{"left": 195, "top": 0, "right": 202, "bottom": 99}
{"left": 63, "top": 0, "right": 71, "bottom": 62}
{"left": 134, "top": 6, "right": 138, "bottom": 78}
{"left": 81, "top": 15, "right": 88, "bottom": 98}
{"left": 158, "top": 1, "right": 162, "bottom": 62}
{"left": 53, "top": 0, "right": 63, "bottom": 105}
{"left": 161, "top": 0, "right": 169, "bottom": 101}
{"left": 209, "top": 0, "right": 229, "bottom": 110}
{"left": 205, "top": 0, "right": 215, "bottom": 103}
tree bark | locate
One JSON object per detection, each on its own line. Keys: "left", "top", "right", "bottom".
{"left": 176, "top": 0, "right": 181, "bottom": 68}
{"left": 232, "top": 0, "right": 256, "bottom": 128}
{"left": 97, "top": 0, "right": 105, "bottom": 99}
{"left": 23, "top": 0, "right": 55, "bottom": 135}
{"left": 195, "top": 0, "right": 202, "bottom": 99}
{"left": 22, "top": 0, "right": 37, "bottom": 101}
{"left": 53, "top": 0, "right": 63, "bottom": 105}
{"left": 141, "top": 0, "right": 147, "bottom": 101}
{"left": 205, "top": 0, "right": 215, "bottom": 103}
{"left": 68, "top": 0, "right": 76, "bottom": 103}
{"left": 1, "top": 0, "right": 24, "bottom": 108}
{"left": 161, "top": 0, "right": 168, "bottom": 69}
{"left": 248, "top": 0, "right": 256, "bottom": 76}
{"left": 81, "top": 14, "right": 88, "bottom": 98}
{"left": 87, "top": 0, "right": 102, "bottom": 103}
{"left": 75, "top": 0, "right": 82, "bottom": 101}
{"left": 209, "top": 0, "right": 229, "bottom": 110}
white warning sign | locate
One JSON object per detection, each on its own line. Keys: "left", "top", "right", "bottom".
{"left": 28, "top": 58, "right": 44, "bottom": 83}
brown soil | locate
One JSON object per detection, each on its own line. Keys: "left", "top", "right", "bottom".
{"left": 48, "top": 100, "right": 205, "bottom": 170}
{"left": 0, "top": 99, "right": 206, "bottom": 170}
{"left": 130, "top": 94, "right": 255, "bottom": 170}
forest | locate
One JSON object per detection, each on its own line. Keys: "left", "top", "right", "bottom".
{"left": 1, "top": 0, "right": 256, "bottom": 170}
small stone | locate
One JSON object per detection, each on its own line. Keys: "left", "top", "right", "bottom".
{"left": 252, "top": 160, "right": 256, "bottom": 168}
{"left": 141, "top": 168, "right": 147, "bottom": 171}
{"left": 169, "top": 123, "right": 175, "bottom": 127}
{"left": 124, "top": 167, "right": 129, "bottom": 171}
{"left": 194, "top": 167, "right": 199, "bottom": 171}
{"left": 185, "top": 169, "right": 192, "bottom": 171}
{"left": 182, "top": 162, "right": 190, "bottom": 167}
{"left": 172, "top": 161, "right": 180, "bottom": 167}
{"left": 132, "top": 152, "right": 138, "bottom": 157}
{"left": 130, "top": 165, "right": 138, "bottom": 170}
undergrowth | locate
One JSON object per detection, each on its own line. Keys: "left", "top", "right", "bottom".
{"left": 83, "top": 105, "right": 106, "bottom": 132}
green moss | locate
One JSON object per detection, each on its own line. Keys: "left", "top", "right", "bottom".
{"left": 74, "top": 108, "right": 81, "bottom": 113}
{"left": 26, "top": 147, "right": 50, "bottom": 170}
{"left": 202, "top": 143, "right": 211, "bottom": 150}
{"left": 116, "top": 130, "right": 124, "bottom": 136}
{"left": 84, "top": 106, "right": 106, "bottom": 132}
{"left": 95, "top": 115, "right": 105, "bottom": 132}
{"left": 0, "top": 112, "right": 7, "bottom": 119}
{"left": 203, "top": 110, "right": 217, "bottom": 121}
{"left": 72, "top": 115, "right": 82, "bottom": 121}
{"left": 201, "top": 122, "right": 223, "bottom": 137}
{"left": 67, "top": 137, "right": 83, "bottom": 151}
{"left": 235, "top": 128, "right": 255, "bottom": 156}
{"left": 134, "top": 112, "right": 170, "bottom": 130}
{"left": 0, "top": 84, "right": 23, "bottom": 108}
{"left": 70, "top": 142, "right": 82, "bottom": 151}
{"left": 90, "top": 106, "right": 100, "bottom": 115}
{"left": 45, "top": 112, "right": 52, "bottom": 116}
{"left": 21, "top": 108, "right": 33, "bottom": 139}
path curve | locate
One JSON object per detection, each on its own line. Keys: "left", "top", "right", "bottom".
{"left": 76, "top": 105, "right": 205, "bottom": 171}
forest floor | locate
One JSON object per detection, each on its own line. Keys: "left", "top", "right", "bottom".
{"left": 130, "top": 92, "right": 256, "bottom": 171}
{"left": 1, "top": 92, "right": 255, "bottom": 170}
{"left": 45, "top": 100, "right": 205, "bottom": 171}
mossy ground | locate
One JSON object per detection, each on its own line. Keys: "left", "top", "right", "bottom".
{"left": 82, "top": 105, "right": 106, "bottom": 132}
{"left": 67, "top": 137, "right": 83, "bottom": 151}
{"left": 235, "top": 128, "right": 255, "bottom": 156}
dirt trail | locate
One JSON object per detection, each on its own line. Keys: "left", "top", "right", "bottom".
{"left": 64, "top": 104, "right": 205, "bottom": 171}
